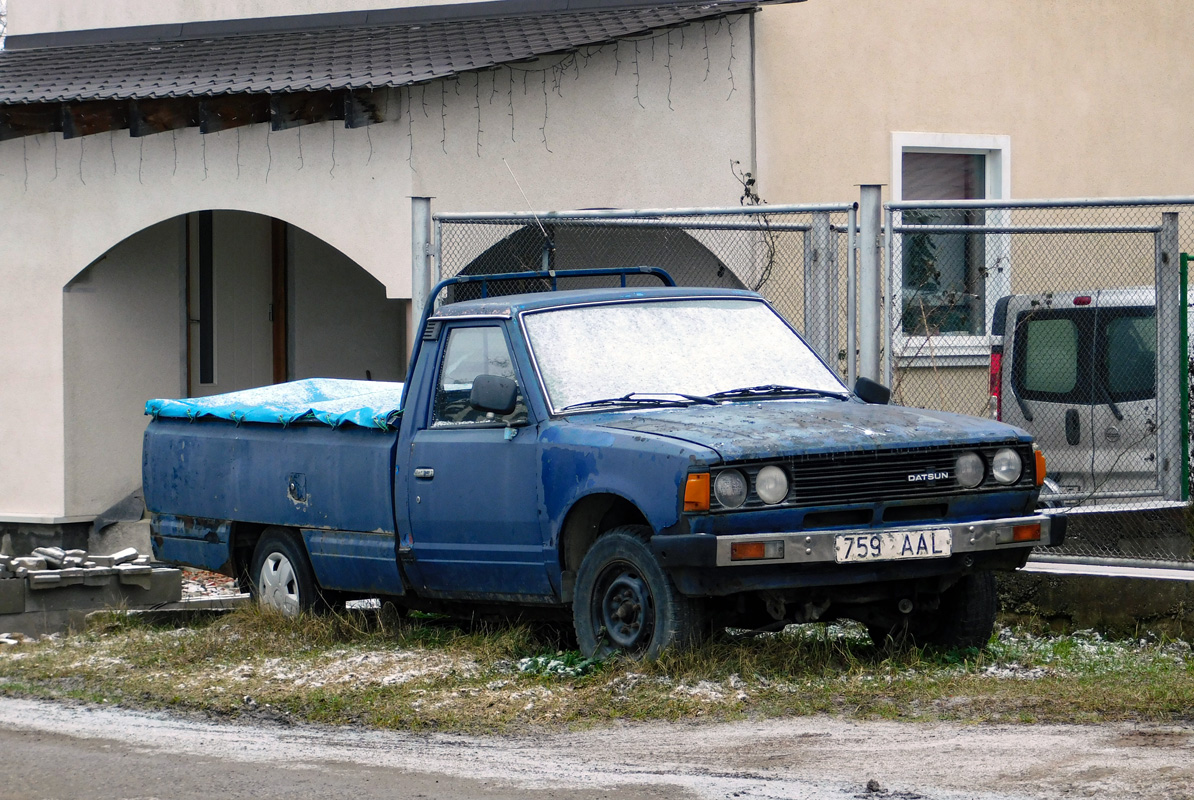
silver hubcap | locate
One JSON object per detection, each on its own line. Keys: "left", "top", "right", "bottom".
{"left": 259, "top": 552, "right": 301, "bottom": 616}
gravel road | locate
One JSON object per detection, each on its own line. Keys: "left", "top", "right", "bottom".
{"left": 0, "top": 697, "right": 1190, "bottom": 799}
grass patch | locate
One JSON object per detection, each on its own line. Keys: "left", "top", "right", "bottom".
{"left": 1, "top": 607, "right": 1191, "bottom": 732}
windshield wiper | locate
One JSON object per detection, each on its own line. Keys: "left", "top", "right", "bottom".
{"left": 708, "top": 384, "right": 849, "bottom": 401}
{"left": 562, "top": 392, "right": 717, "bottom": 411}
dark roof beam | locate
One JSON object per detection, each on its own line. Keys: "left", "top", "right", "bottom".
{"left": 62, "top": 100, "right": 129, "bottom": 139}
{"left": 199, "top": 94, "right": 271, "bottom": 134}
{"left": 0, "top": 103, "right": 63, "bottom": 141}
{"left": 130, "top": 97, "right": 200, "bottom": 137}
{"left": 344, "top": 89, "right": 387, "bottom": 129}
{"left": 271, "top": 91, "right": 346, "bottom": 131}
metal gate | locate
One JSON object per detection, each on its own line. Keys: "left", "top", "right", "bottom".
{"left": 884, "top": 198, "right": 1192, "bottom": 566}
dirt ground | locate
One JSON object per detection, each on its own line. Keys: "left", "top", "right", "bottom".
{"left": 0, "top": 697, "right": 1190, "bottom": 800}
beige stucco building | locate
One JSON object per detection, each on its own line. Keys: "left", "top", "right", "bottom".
{"left": 0, "top": 0, "right": 760, "bottom": 535}
{"left": 1, "top": 0, "right": 1192, "bottom": 537}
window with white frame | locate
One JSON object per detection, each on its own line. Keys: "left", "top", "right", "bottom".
{"left": 892, "top": 132, "right": 1011, "bottom": 361}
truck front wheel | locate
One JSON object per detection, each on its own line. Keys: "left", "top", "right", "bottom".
{"left": 249, "top": 528, "right": 320, "bottom": 617}
{"left": 869, "top": 570, "right": 998, "bottom": 650}
{"left": 573, "top": 526, "right": 705, "bottom": 660}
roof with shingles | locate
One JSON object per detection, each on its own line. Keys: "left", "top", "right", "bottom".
{"left": 0, "top": 3, "right": 760, "bottom": 105}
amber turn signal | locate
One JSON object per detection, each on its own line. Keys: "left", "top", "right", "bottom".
{"left": 730, "top": 540, "right": 785, "bottom": 561}
{"left": 1034, "top": 445, "right": 1046, "bottom": 487}
{"left": 684, "top": 472, "right": 710, "bottom": 511}
{"left": 1012, "top": 524, "right": 1041, "bottom": 543}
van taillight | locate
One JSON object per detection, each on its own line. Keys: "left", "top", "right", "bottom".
{"left": 989, "top": 350, "right": 1003, "bottom": 420}
{"left": 1073, "top": 296, "right": 1092, "bottom": 306}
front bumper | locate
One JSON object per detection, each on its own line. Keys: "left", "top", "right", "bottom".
{"left": 652, "top": 513, "right": 1066, "bottom": 569}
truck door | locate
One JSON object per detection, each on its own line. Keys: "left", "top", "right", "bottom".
{"left": 1002, "top": 295, "right": 1097, "bottom": 498}
{"left": 404, "top": 323, "right": 553, "bottom": 598}
{"left": 1090, "top": 290, "right": 1158, "bottom": 499}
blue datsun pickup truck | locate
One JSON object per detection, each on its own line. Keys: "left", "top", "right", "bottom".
{"left": 144, "top": 267, "right": 1064, "bottom": 657}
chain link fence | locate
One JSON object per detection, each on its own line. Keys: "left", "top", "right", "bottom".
{"left": 434, "top": 200, "right": 1194, "bottom": 568}
{"left": 886, "top": 200, "right": 1192, "bottom": 565}
{"left": 435, "top": 206, "right": 857, "bottom": 381}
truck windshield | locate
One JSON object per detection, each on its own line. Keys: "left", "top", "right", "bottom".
{"left": 522, "top": 298, "right": 845, "bottom": 413}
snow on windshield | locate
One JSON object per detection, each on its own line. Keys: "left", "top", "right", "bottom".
{"left": 522, "top": 298, "right": 844, "bottom": 411}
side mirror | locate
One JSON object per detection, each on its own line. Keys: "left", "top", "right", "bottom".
{"left": 469, "top": 374, "right": 518, "bottom": 416}
{"left": 854, "top": 377, "right": 891, "bottom": 405}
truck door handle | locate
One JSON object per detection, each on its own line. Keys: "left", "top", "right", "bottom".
{"left": 1065, "top": 409, "right": 1080, "bottom": 446}
{"left": 414, "top": 468, "right": 434, "bottom": 480}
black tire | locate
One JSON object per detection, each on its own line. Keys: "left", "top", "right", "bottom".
{"left": 572, "top": 526, "right": 705, "bottom": 660}
{"left": 927, "top": 570, "right": 997, "bottom": 649}
{"left": 249, "top": 528, "right": 321, "bottom": 617}
{"left": 866, "top": 571, "right": 997, "bottom": 650}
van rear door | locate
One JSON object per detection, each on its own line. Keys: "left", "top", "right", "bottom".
{"left": 1089, "top": 288, "right": 1158, "bottom": 498}
{"left": 1001, "top": 293, "right": 1097, "bottom": 497}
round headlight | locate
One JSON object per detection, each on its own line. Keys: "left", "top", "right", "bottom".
{"left": 755, "top": 465, "right": 789, "bottom": 505}
{"left": 714, "top": 469, "right": 749, "bottom": 509}
{"left": 955, "top": 452, "right": 984, "bottom": 488}
{"left": 991, "top": 448, "right": 1023, "bottom": 485}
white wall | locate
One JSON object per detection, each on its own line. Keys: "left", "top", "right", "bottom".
{"left": 290, "top": 226, "right": 407, "bottom": 382}
{"left": 7, "top": 0, "right": 501, "bottom": 36}
{"left": 63, "top": 220, "right": 186, "bottom": 514}
{"left": 0, "top": 15, "right": 751, "bottom": 519}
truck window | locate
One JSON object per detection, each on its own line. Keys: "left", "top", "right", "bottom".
{"left": 1101, "top": 311, "right": 1156, "bottom": 402}
{"left": 433, "top": 326, "right": 527, "bottom": 427}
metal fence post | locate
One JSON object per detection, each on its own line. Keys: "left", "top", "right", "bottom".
{"left": 411, "top": 197, "right": 433, "bottom": 320}
{"left": 859, "top": 185, "right": 882, "bottom": 382}
{"left": 1157, "top": 212, "right": 1183, "bottom": 501}
{"left": 802, "top": 212, "right": 837, "bottom": 364}
{"left": 846, "top": 204, "right": 858, "bottom": 387}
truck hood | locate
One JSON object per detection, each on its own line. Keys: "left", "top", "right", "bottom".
{"left": 587, "top": 399, "right": 1028, "bottom": 463}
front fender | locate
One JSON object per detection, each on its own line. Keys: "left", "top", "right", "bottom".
{"left": 539, "top": 421, "right": 716, "bottom": 539}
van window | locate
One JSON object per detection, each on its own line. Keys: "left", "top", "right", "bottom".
{"left": 1011, "top": 309, "right": 1093, "bottom": 405}
{"left": 1023, "top": 318, "right": 1078, "bottom": 394}
{"left": 1101, "top": 312, "right": 1156, "bottom": 402}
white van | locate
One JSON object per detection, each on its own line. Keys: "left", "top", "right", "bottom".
{"left": 989, "top": 288, "right": 1163, "bottom": 504}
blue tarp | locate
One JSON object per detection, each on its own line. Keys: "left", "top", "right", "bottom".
{"left": 145, "top": 379, "right": 405, "bottom": 431}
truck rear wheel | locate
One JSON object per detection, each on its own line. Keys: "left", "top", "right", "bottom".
{"left": 249, "top": 528, "right": 320, "bottom": 617}
{"left": 573, "top": 526, "right": 705, "bottom": 660}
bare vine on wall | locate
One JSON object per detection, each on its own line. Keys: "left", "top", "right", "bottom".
{"left": 731, "top": 159, "right": 777, "bottom": 292}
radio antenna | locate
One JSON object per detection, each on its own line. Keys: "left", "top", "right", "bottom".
{"left": 503, "top": 158, "right": 550, "bottom": 242}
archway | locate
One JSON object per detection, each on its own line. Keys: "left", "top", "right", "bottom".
{"left": 62, "top": 211, "right": 407, "bottom": 517}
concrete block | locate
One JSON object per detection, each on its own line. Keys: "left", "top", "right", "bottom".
{"left": 56, "top": 568, "right": 87, "bottom": 587}
{"left": 31, "top": 547, "right": 66, "bottom": 567}
{"left": 82, "top": 568, "right": 116, "bottom": 586}
{"left": 63, "top": 549, "right": 87, "bottom": 559}
{"left": 0, "top": 580, "right": 24, "bottom": 614}
{"left": 28, "top": 571, "right": 62, "bottom": 589}
{"left": 62, "top": 556, "right": 86, "bottom": 568}
{"left": 110, "top": 548, "right": 140, "bottom": 566}
{"left": 17, "top": 567, "right": 182, "bottom": 628}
